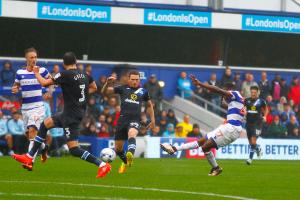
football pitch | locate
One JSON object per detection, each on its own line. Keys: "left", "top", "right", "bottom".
{"left": 0, "top": 157, "right": 299, "bottom": 200}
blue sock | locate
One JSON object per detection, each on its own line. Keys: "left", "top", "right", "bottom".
{"left": 128, "top": 137, "right": 136, "bottom": 155}
{"left": 28, "top": 122, "right": 48, "bottom": 157}
{"left": 69, "top": 147, "right": 101, "bottom": 167}
{"left": 249, "top": 144, "right": 256, "bottom": 159}
{"left": 116, "top": 150, "right": 127, "bottom": 164}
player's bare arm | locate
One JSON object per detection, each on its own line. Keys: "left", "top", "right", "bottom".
{"left": 33, "top": 66, "right": 54, "bottom": 87}
{"left": 89, "top": 81, "right": 97, "bottom": 94}
{"left": 11, "top": 82, "right": 20, "bottom": 94}
{"left": 190, "top": 74, "right": 232, "bottom": 98}
{"left": 262, "top": 105, "right": 269, "bottom": 122}
{"left": 146, "top": 100, "right": 155, "bottom": 130}
{"left": 101, "top": 76, "right": 116, "bottom": 94}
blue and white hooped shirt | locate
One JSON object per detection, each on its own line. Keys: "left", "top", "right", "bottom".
{"left": 15, "top": 67, "right": 50, "bottom": 110}
{"left": 226, "top": 91, "right": 245, "bottom": 126}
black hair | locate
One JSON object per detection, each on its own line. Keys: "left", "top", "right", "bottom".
{"left": 224, "top": 82, "right": 234, "bottom": 90}
{"left": 250, "top": 86, "right": 259, "bottom": 91}
{"left": 24, "top": 47, "right": 38, "bottom": 56}
{"left": 128, "top": 70, "right": 140, "bottom": 77}
{"left": 63, "top": 52, "right": 77, "bottom": 65}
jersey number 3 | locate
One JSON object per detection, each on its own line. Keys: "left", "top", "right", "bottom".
{"left": 79, "top": 84, "right": 85, "bottom": 102}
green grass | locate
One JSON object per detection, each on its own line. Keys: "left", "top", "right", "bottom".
{"left": 0, "top": 157, "right": 299, "bottom": 200}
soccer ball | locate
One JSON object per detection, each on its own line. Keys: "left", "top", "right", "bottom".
{"left": 100, "top": 148, "right": 116, "bottom": 163}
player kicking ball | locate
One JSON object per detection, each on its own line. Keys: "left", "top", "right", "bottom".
{"left": 161, "top": 74, "right": 245, "bottom": 176}
{"left": 102, "top": 71, "right": 155, "bottom": 174}
{"left": 12, "top": 52, "right": 111, "bottom": 178}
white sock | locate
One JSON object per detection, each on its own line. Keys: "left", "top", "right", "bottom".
{"left": 176, "top": 141, "right": 199, "bottom": 151}
{"left": 99, "top": 162, "right": 106, "bottom": 167}
{"left": 40, "top": 142, "right": 46, "bottom": 150}
{"left": 205, "top": 151, "right": 218, "bottom": 168}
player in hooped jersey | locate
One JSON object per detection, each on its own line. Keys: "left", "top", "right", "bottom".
{"left": 161, "top": 75, "right": 245, "bottom": 176}
{"left": 12, "top": 52, "right": 111, "bottom": 178}
{"left": 11, "top": 48, "right": 50, "bottom": 170}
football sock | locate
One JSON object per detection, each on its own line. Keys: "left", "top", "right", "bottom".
{"left": 176, "top": 141, "right": 199, "bottom": 151}
{"left": 205, "top": 151, "right": 218, "bottom": 168}
{"left": 28, "top": 122, "right": 48, "bottom": 157}
{"left": 128, "top": 137, "right": 136, "bottom": 155}
{"left": 116, "top": 150, "right": 127, "bottom": 164}
{"left": 249, "top": 144, "right": 256, "bottom": 160}
{"left": 69, "top": 147, "right": 102, "bottom": 167}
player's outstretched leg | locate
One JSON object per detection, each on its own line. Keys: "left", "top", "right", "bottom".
{"left": 68, "top": 145, "right": 111, "bottom": 178}
{"left": 161, "top": 139, "right": 202, "bottom": 155}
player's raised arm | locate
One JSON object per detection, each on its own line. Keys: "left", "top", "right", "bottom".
{"left": 146, "top": 100, "right": 156, "bottom": 130}
{"left": 190, "top": 74, "right": 232, "bottom": 98}
{"left": 101, "top": 76, "right": 116, "bottom": 94}
{"left": 33, "top": 66, "right": 54, "bottom": 87}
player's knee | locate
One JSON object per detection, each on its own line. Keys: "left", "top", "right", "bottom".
{"left": 44, "top": 117, "right": 54, "bottom": 129}
{"left": 128, "top": 128, "right": 138, "bottom": 138}
{"left": 202, "top": 146, "right": 210, "bottom": 153}
{"left": 69, "top": 146, "right": 81, "bottom": 157}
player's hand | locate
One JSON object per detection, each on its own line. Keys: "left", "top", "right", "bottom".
{"left": 11, "top": 85, "right": 19, "bottom": 94}
{"left": 147, "top": 121, "right": 155, "bottom": 130}
{"left": 189, "top": 74, "right": 198, "bottom": 85}
{"left": 107, "top": 76, "right": 116, "bottom": 83}
{"left": 262, "top": 116, "right": 267, "bottom": 122}
{"left": 33, "top": 66, "right": 40, "bottom": 74}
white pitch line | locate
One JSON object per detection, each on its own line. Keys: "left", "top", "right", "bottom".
{"left": 0, "top": 192, "right": 134, "bottom": 200}
{"left": 0, "top": 192, "right": 112, "bottom": 200}
{"left": 0, "top": 180, "right": 258, "bottom": 200}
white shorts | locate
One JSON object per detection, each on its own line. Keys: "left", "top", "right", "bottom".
{"left": 205, "top": 123, "right": 242, "bottom": 148}
{"left": 22, "top": 106, "right": 45, "bottom": 130}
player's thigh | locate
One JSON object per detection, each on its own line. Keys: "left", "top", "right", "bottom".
{"left": 63, "top": 123, "right": 80, "bottom": 143}
{"left": 246, "top": 124, "right": 256, "bottom": 140}
{"left": 52, "top": 113, "right": 64, "bottom": 128}
{"left": 206, "top": 124, "right": 240, "bottom": 148}
{"left": 201, "top": 138, "right": 217, "bottom": 152}
{"left": 25, "top": 106, "right": 45, "bottom": 130}
{"left": 67, "top": 140, "right": 79, "bottom": 149}
{"left": 115, "top": 125, "right": 128, "bottom": 141}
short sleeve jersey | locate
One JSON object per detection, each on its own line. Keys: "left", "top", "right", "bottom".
{"left": 114, "top": 85, "right": 150, "bottom": 121}
{"left": 245, "top": 97, "right": 267, "bottom": 124}
{"left": 53, "top": 69, "right": 93, "bottom": 118}
{"left": 15, "top": 67, "right": 50, "bottom": 110}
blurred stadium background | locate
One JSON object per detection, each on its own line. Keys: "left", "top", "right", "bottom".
{"left": 1, "top": 1, "right": 300, "bottom": 199}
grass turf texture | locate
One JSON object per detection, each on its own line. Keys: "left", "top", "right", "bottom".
{"left": 0, "top": 157, "right": 299, "bottom": 200}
